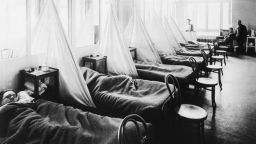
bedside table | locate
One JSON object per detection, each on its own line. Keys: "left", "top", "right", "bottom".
{"left": 129, "top": 47, "right": 137, "bottom": 60}
{"left": 82, "top": 55, "right": 107, "bottom": 74}
{"left": 21, "top": 67, "right": 59, "bottom": 98}
{"left": 246, "top": 37, "right": 256, "bottom": 54}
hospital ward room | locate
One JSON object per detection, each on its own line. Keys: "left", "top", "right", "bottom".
{"left": 1, "top": 0, "right": 256, "bottom": 144}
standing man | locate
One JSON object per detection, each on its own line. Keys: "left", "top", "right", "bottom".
{"left": 235, "top": 20, "right": 247, "bottom": 54}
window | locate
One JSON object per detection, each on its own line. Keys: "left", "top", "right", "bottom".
{"left": 54, "top": 0, "right": 69, "bottom": 35}
{"left": 196, "top": 3, "right": 207, "bottom": 29}
{"left": 208, "top": 2, "right": 220, "bottom": 30}
{"left": 0, "top": 0, "right": 27, "bottom": 60}
{"left": 184, "top": 0, "right": 232, "bottom": 36}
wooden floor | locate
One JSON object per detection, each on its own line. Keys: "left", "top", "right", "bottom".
{"left": 177, "top": 54, "right": 256, "bottom": 144}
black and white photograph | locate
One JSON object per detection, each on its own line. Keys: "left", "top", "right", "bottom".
{"left": 0, "top": 0, "right": 256, "bottom": 144}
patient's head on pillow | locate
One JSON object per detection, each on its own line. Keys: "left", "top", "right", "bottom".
{"left": 0, "top": 90, "right": 34, "bottom": 106}
{"left": 0, "top": 90, "right": 19, "bottom": 106}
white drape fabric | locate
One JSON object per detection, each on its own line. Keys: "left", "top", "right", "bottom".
{"left": 99, "top": 3, "right": 138, "bottom": 77}
{"left": 32, "top": 0, "right": 95, "bottom": 108}
{"left": 146, "top": 10, "right": 176, "bottom": 56}
{"left": 162, "top": 17, "right": 181, "bottom": 51}
{"left": 125, "top": 7, "right": 162, "bottom": 64}
{"left": 167, "top": 17, "right": 188, "bottom": 44}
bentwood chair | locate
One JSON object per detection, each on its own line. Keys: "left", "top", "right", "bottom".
{"left": 165, "top": 74, "right": 208, "bottom": 144}
{"left": 189, "top": 57, "right": 219, "bottom": 107}
{"left": 201, "top": 50, "right": 223, "bottom": 90}
{"left": 118, "top": 114, "right": 149, "bottom": 144}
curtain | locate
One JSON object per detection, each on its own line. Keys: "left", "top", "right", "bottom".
{"left": 32, "top": 0, "right": 95, "bottom": 108}
{"left": 124, "top": 6, "right": 162, "bottom": 64}
{"left": 99, "top": 3, "right": 138, "bottom": 77}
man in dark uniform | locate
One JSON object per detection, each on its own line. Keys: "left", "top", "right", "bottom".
{"left": 235, "top": 20, "right": 247, "bottom": 54}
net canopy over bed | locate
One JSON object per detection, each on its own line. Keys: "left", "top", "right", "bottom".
{"left": 167, "top": 16, "right": 188, "bottom": 44}
{"left": 99, "top": 1, "right": 138, "bottom": 77}
{"left": 31, "top": 0, "right": 95, "bottom": 108}
{"left": 162, "top": 17, "right": 182, "bottom": 50}
{"left": 124, "top": 5, "right": 162, "bottom": 64}
{"left": 145, "top": 9, "right": 176, "bottom": 56}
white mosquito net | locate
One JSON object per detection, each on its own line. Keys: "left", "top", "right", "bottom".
{"left": 124, "top": 6, "right": 162, "bottom": 64}
{"left": 32, "top": 0, "right": 95, "bottom": 108}
{"left": 146, "top": 9, "right": 176, "bottom": 56}
{"left": 99, "top": 2, "right": 138, "bottom": 77}
{"left": 162, "top": 17, "right": 182, "bottom": 51}
{"left": 167, "top": 17, "right": 188, "bottom": 44}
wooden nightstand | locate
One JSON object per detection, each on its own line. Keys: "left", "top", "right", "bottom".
{"left": 21, "top": 67, "right": 59, "bottom": 98}
{"left": 82, "top": 55, "right": 107, "bottom": 74}
{"left": 246, "top": 37, "right": 256, "bottom": 54}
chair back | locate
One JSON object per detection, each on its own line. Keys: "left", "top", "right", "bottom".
{"left": 165, "top": 74, "right": 181, "bottom": 111}
{"left": 200, "top": 50, "right": 209, "bottom": 66}
{"left": 118, "top": 114, "right": 149, "bottom": 144}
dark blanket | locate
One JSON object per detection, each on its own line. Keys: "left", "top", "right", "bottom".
{"left": 83, "top": 68, "right": 173, "bottom": 123}
{"left": 0, "top": 100, "right": 147, "bottom": 144}
{"left": 135, "top": 62, "right": 194, "bottom": 87}
{"left": 175, "top": 48, "right": 202, "bottom": 57}
{"left": 160, "top": 54, "right": 204, "bottom": 68}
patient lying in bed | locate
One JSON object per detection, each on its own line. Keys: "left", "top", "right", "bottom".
{"left": 0, "top": 90, "right": 150, "bottom": 144}
{"left": 0, "top": 90, "right": 34, "bottom": 106}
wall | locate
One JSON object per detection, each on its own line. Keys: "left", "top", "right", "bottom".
{"left": 0, "top": 45, "right": 98, "bottom": 91}
{"left": 232, "top": 0, "right": 256, "bottom": 30}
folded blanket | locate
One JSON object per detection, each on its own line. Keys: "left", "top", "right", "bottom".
{"left": 0, "top": 100, "right": 148, "bottom": 144}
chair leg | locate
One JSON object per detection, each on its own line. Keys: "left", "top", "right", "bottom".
{"left": 198, "top": 122, "right": 202, "bottom": 144}
{"left": 218, "top": 70, "right": 222, "bottom": 90}
{"left": 220, "top": 60, "right": 223, "bottom": 66}
{"left": 201, "top": 122, "right": 206, "bottom": 144}
{"left": 212, "top": 86, "right": 216, "bottom": 107}
{"left": 224, "top": 57, "right": 226, "bottom": 65}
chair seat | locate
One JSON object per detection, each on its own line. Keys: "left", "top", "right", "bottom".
{"left": 216, "top": 50, "right": 227, "bottom": 53}
{"left": 177, "top": 104, "right": 208, "bottom": 121}
{"left": 211, "top": 55, "right": 224, "bottom": 59}
{"left": 219, "top": 46, "right": 229, "bottom": 49}
{"left": 197, "top": 77, "right": 218, "bottom": 86}
{"left": 207, "top": 64, "right": 222, "bottom": 70}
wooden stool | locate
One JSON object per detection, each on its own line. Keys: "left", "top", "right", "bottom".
{"left": 165, "top": 74, "right": 208, "bottom": 144}
{"left": 196, "top": 77, "right": 218, "bottom": 107}
{"left": 177, "top": 104, "right": 208, "bottom": 144}
{"left": 211, "top": 55, "right": 226, "bottom": 66}
{"left": 218, "top": 45, "right": 229, "bottom": 59}
{"left": 215, "top": 50, "right": 228, "bottom": 60}
{"left": 206, "top": 65, "right": 223, "bottom": 90}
